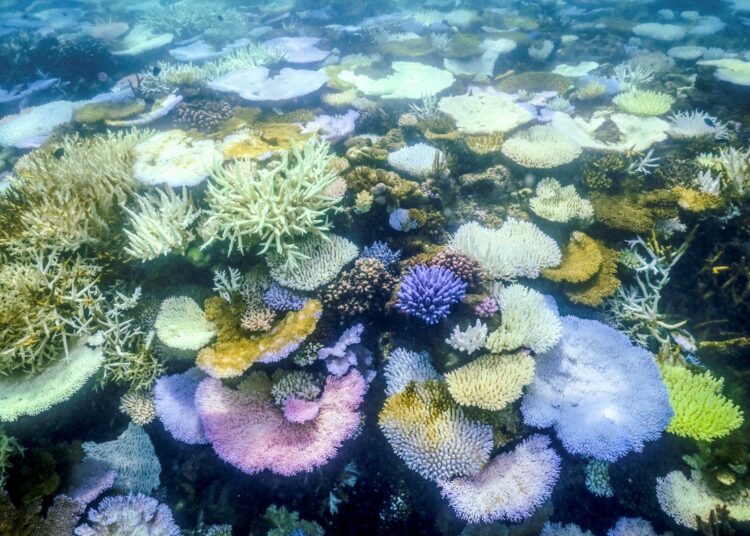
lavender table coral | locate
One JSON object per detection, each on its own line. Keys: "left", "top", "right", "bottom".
{"left": 396, "top": 266, "right": 467, "bottom": 324}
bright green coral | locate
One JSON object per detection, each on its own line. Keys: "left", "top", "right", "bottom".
{"left": 661, "top": 364, "right": 744, "bottom": 442}
{"left": 201, "top": 136, "right": 345, "bottom": 269}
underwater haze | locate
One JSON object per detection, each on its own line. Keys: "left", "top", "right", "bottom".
{"left": 1, "top": 0, "right": 750, "bottom": 534}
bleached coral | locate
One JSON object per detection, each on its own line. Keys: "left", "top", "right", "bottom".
{"left": 501, "top": 125, "right": 583, "bottom": 168}
{"left": 123, "top": 187, "right": 199, "bottom": 261}
{"left": 521, "top": 316, "right": 673, "bottom": 461}
{"left": 119, "top": 390, "right": 156, "bottom": 426}
{"left": 450, "top": 220, "right": 561, "bottom": 280}
{"left": 201, "top": 137, "right": 344, "bottom": 267}
{"left": 485, "top": 285, "right": 561, "bottom": 354}
{"left": 613, "top": 90, "right": 674, "bottom": 116}
{"left": 154, "top": 296, "right": 216, "bottom": 351}
{"left": 133, "top": 130, "right": 222, "bottom": 188}
{"left": 387, "top": 143, "right": 446, "bottom": 179}
{"left": 445, "top": 320, "right": 488, "bottom": 355}
{"left": 529, "top": 178, "right": 594, "bottom": 223}
{"left": 383, "top": 348, "right": 440, "bottom": 396}
{"left": 438, "top": 94, "right": 533, "bottom": 135}
{"left": 266, "top": 234, "right": 358, "bottom": 291}
{"left": 438, "top": 434, "right": 561, "bottom": 523}
{"left": 83, "top": 423, "right": 161, "bottom": 494}
{"left": 656, "top": 470, "right": 750, "bottom": 529}
{"left": 668, "top": 110, "right": 728, "bottom": 139}
{"left": 379, "top": 380, "right": 493, "bottom": 482}
{"left": 445, "top": 352, "right": 535, "bottom": 411}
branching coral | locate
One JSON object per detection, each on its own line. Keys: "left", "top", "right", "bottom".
{"left": 0, "top": 130, "right": 149, "bottom": 255}
{"left": 396, "top": 266, "right": 467, "bottom": 324}
{"left": 201, "top": 137, "right": 345, "bottom": 268}
{"left": 321, "top": 258, "right": 397, "bottom": 317}
{"left": 445, "top": 352, "right": 535, "bottom": 411}
{"left": 446, "top": 320, "right": 488, "bottom": 355}
{"left": 661, "top": 364, "right": 743, "bottom": 442}
{"left": 0, "top": 253, "right": 104, "bottom": 375}
{"left": 122, "top": 187, "right": 200, "bottom": 262}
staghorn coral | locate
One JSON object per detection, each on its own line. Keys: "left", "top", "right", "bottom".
{"left": 446, "top": 320, "right": 488, "bottom": 355}
{"left": 201, "top": 136, "right": 344, "bottom": 268}
{"left": 122, "top": 186, "right": 200, "bottom": 262}
{"left": 0, "top": 253, "right": 104, "bottom": 376}
{"left": 197, "top": 298, "right": 321, "bottom": 378}
{"left": 445, "top": 352, "right": 535, "bottom": 411}
{"left": 485, "top": 285, "right": 562, "bottom": 354}
{"left": 0, "top": 130, "right": 148, "bottom": 255}
{"left": 379, "top": 379, "right": 493, "bottom": 482}
{"left": 195, "top": 370, "right": 366, "bottom": 476}
{"left": 661, "top": 364, "right": 743, "bottom": 442}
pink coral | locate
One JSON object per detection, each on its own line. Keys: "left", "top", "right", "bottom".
{"left": 438, "top": 434, "right": 561, "bottom": 523}
{"left": 282, "top": 397, "right": 321, "bottom": 423}
{"left": 196, "top": 370, "right": 366, "bottom": 476}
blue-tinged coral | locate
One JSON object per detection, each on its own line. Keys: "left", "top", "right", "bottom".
{"left": 263, "top": 283, "right": 306, "bottom": 312}
{"left": 362, "top": 240, "right": 402, "bottom": 270}
{"left": 396, "top": 265, "right": 467, "bottom": 324}
{"left": 388, "top": 208, "right": 418, "bottom": 232}
{"left": 74, "top": 493, "right": 180, "bottom": 536}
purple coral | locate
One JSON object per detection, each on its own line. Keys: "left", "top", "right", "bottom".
{"left": 74, "top": 493, "right": 180, "bottom": 536}
{"left": 318, "top": 323, "right": 373, "bottom": 378}
{"left": 154, "top": 368, "right": 208, "bottom": 445}
{"left": 396, "top": 266, "right": 467, "bottom": 324}
{"left": 263, "top": 283, "right": 306, "bottom": 311}
{"left": 474, "top": 296, "right": 499, "bottom": 317}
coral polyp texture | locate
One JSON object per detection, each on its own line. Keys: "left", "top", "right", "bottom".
{"left": 396, "top": 265, "right": 467, "bottom": 324}
{"left": 2, "top": 0, "right": 749, "bottom": 532}
{"left": 521, "top": 316, "right": 673, "bottom": 461}
{"left": 195, "top": 370, "right": 366, "bottom": 476}
{"left": 438, "top": 434, "right": 561, "bottom": 523}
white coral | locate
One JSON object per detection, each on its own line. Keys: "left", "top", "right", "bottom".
{"left": 529, "top": 178, "right": 593, "bottom": 223}
{"left": 446, "top": 320, "right": 488, "bottom": 355}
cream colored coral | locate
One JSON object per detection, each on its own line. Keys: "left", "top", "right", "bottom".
{"left": 485, "top": 284, "right": 562, "bottom": 354}
{"left": 445, "top": 352, "right": 535, "bottom": 411}
{"left": 154, "top": 296, "right": 216, "bottom": 351}
{"left": 529, "top": 178, "right": 593, "bottom": 223}
{"left": 613, "top": 90, "right": 674, "bottom": 116}
{"left": 123, "top": 186, "right": 200, "bottom": 261}
{"left": 501, "top": 125, "right": 583, "bottom": 168}
{"left": 119, "top": 390, "right": 156, "bottom": 425}
{"left": 445, "top": 320, "right": 488, "bottom": 355}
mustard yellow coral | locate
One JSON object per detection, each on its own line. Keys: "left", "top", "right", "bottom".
{"left": 673, "top": 186, "right": 723, "bottom": 213}
{"left": 197, "top": 298, "right": 321, "bottom": 378}
{"left": 661, "top": 364, "right": 744, "bottom": 442}
{"left": 445, "top": 352, "right": 535, "bottom": 411}
{"left": 543, "top": 232, "right": 602, "bottom": 284}
{"left": 564, "top": 241, "right": 620, "bottom": 307}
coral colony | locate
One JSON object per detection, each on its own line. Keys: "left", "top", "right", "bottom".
{"left": 1, "top": 0, "right": 750, "bottom": 534}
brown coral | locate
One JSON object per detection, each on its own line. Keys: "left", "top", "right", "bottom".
{"left": 564, "top": 241, "right": 621, "bottom": 307}
{"left": 590, "top": 190, "right": 679, "bottom": 233}
{"left": 175, "top": 99, "right": 232, "bottom": 133}
{"left": 321, "top": 258, "right": 397, "bottom": 317}
{"left": 429, "top": 249, "right": 483, "bottom": 288}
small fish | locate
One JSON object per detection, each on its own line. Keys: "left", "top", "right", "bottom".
{"left": 218, "top": 15, "right": 223, "bottom": 21}
{"left": 152, "top": 66, "right": 161, "bottom": 76}
{"left": 53, "top": 147, "right": 65, "bottom": 159}
{"left": 704, "top": 117, "right": 716, "bottom": 127}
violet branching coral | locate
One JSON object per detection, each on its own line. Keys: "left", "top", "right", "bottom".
{"left": 201, "top": 136, "right": 345, "bottom": 268}
{"left": 396, "top": 265, "right": 467, "bottom": 325}
{"left": 74, "top": 493, "right": 180, "bottom": 536}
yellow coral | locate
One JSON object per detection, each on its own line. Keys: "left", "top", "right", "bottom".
{"left": 673, "top": 186, "right": 723, "bottom": 213}
{"left": 564, "top": 241, "right": 621, "bottom": 307}
{"left": 197, "top": 298, "right": 321, "bottom": 378}
{"left": 445, "top": 352, "right": 535, "bottom": 411}
{"left": 464, "top": 133, "right": 504, "bottom": 155}
{"left": 543, "top": 232, "right": 602, "bottom": 284}
{"left": 661, "top": 364, "right": 744, "bottom": 442}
